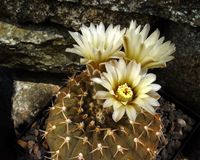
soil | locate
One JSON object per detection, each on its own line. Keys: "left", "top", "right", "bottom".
{"left": 15, "top": 97, "right": 196, "bottom": 160}
{"left": 156, "top": 98, "right": 195, "bottom": 160}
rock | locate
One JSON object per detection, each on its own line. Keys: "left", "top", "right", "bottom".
{"left": 0, "top": 4, "right": 152, "bottom": 73}
{"left": 177, "top": 118, "right": 187, "bottom": 128}
{"left": 12, "top": 81, "right": 59, "bottom": 128}
{"left": 0, "top": 0, "right": 49, "bottom": 23}
{"left": 0, "top": 0, "right": 199, "bottom": 115}
{"left": 17, "top": 139, "right": 27, "bottom": 149}
{"left": 158, "top": 98, "right": 195, "bottom": 160}
{"left": 81, "top": 0, "right": 200, "bottom": 27}
{"left": 154, "top": 19, "right": 200, "bottom": 113}
{"left": 0, "top": 0, "right": 199, "bottom": 27}
{"left": 1, "top": 1, "right": 154, "bottom": 30}
{"left": 49, "top": 2, "right": 153, "bottom": 31}
{"left": 0, "top": 68, "right": 17, "bottom": 158}
{"left": 0, "top": 21, "right": 80, "bottom": 73}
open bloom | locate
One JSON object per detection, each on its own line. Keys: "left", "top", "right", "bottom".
{"left": 93, "top": 59, "right": 161, "bottom": 122}
{"left": 66, "top": 22, "right": 125, "bottom": 65}
{"left": 123, "top": 20, "right": 176, "bottom": 69}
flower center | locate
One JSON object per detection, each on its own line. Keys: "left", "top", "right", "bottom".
{"left": 116, "top": 83, "right": 133, "bottom": 102}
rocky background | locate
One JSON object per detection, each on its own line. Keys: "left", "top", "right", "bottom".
{"left": 0, "top": 0, "right": 199, "bottom": 159}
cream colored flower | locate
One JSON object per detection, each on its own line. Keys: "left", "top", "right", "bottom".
{"left": 66, "top": 22, "right": 125, "bottom": 65}
{"left": 93, "top": 59, "right": 161, "bottom": 122}
{"left": 123, "top": 20, "right": 176, "bottom": 69}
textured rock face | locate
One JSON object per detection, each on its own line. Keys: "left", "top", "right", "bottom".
{"left": 0, "top": 2, "right": 152, "bottom": 72}
{"left": 81, "top": 0, "right": 200, "bottom": 27}
{"left": 155, "top": 20, "right": 200, "bottom": 112}
{"left": 12, "top": 81, "right": 59, "bottom": 128}
{"left": 0, "top": 0, "right": 153, "bottom": 30}
{"left": 0, "top": 0, "right": 199, "bottom": 27}
{"left": 0, "top": 21, "right": 80, "bottom": 73}
{"left": 0, "top": 0, "right": 199, "bottom": 122}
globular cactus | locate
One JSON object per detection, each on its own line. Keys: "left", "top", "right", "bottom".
{"left": 44, "top": 71, "right": 163, "bottom": 160}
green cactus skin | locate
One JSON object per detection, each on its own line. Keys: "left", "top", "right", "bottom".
{"left": 44, "top": 71, "right": 163, "bottom": 160}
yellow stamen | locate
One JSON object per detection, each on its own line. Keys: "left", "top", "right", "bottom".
{"left": 116, "top": 83, "right": 133, "bottom": 102}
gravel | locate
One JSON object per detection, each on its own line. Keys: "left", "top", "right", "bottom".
{"left": 156, "top": 98, "right": 195, "bottom": 160}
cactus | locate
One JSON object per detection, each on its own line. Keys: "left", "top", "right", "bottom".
{"left": 44, "top": 71, "right": 163, "bottom": 160}
{"left": 43, "top": 20, "right": 175, "bottom": 160}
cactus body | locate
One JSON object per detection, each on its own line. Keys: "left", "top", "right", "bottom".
{"left": 45, "top": 71, "right": 162, "bottom": 160}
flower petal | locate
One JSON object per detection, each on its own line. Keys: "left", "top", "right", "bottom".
{"left": 112, "top": 100, "right": 123, "bottom": 110}
{"left": 126, "top": 106, "right": 137, "bottom": 121}
{"left": 147, "top": 91, "right": 160, "bottom": 100}
{"left": 139, "top": 73, "right": 156, "bottom": 86}
{"left": 150, "top": 84, "right": 161, "bottom": 91}
{"left": 144, "top": 97, "right": 160, "bottom": 106}
{"left": 127, "top": 61, "right": 141, "bottom": 86}
{"left": 92, "top": 77, "right": 102, "bottom": 84}
{"left": 115, "top": 58, "right": 126, "bottom": 83}
{"left": 92, "top": 58, "right": 161, "bottom": 122}
{"left": 95, "top": 91, "right": 111, "bottom": 99}
{"left": 66, "top": 22, "right": 125, "bottom": 65}
{"left": 103, "top": 98, "right": 115, "bottom": 108}
{"left": 112, "top": 106, "right": 125, "bottom": 122}
{"left": 124, "top": 20, "right": 175, "bottom": 69}
{"left": 134, "top": 97, "right": 155, "bottom": 114}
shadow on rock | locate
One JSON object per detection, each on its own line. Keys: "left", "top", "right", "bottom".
{"left": 0, "top": 67, "right": 17, "bottom": 160}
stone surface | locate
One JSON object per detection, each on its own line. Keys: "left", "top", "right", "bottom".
{"left": 154, "top": 19, "right": 200, "bottom": 112}
{"left": 0, "top": 21, "right": 80, "bottom": 73}
{"left": 0, "top": 0, "right": 199, "bottom": 27}
{"left": 0, "top": 3, "right": 153, "bottom": 72}
{"left": 81, "top": 0, "right": 200, "bottom": 27}
{"left": 49, "top": 2, "right": 153, "bottom": 30}
{"left": 0, "top": 0, "right": 154, "bottom": 30}
{"left": 12, "top": 81, "right": 59, "bottom": 128}
{"left": 0, "top": 0, "right": 199, "bottom": 116}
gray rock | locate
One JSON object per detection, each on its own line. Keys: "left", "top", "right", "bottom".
{"left": 0, "top": 0, "right": 49, "bottom": 23}
{"left": 81, "top": 0, "right": 200, "bottom": 27}
{"left": 0, "top": 0, "right": 154, "bottom": 30}
{"left": 0, "top": 0, "right": 199, "bottom": 113}
{"left": 155, "top": 20, "right": 200, "bottom": 112}
{"left": 57, "top": 0, "right": 79, "bottom": 2}
{"left": 0, "top": 0, "right": 199, "bottom": 27}
{"left": 0, "top": 21, "right": 79, "bottom": 73}
{"left": 47, "top": 2, "right": 153, "bottom": 31}
{"left": 12, "top": 81, "right": 59, "bottom": 128}
{"left": 0, "top": 5, "right": 152, "bottom": 72}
